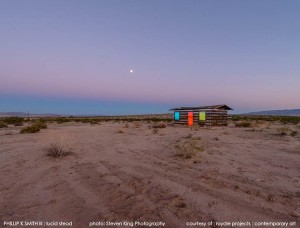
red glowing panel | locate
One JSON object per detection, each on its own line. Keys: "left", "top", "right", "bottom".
{"left": 188, "top": 112, "right": 193, "bottom": 126}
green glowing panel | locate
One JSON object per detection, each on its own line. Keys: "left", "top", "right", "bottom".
{"left": 199, "top": 112, "right": 206, "bottom": 121}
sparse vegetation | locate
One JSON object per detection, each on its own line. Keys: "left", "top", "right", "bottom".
{"left": 2, "top": 116, "right": 24, "bottom": 125}
{"left": 20, "top": 120, "right": 48, "bottom": 134}
{"left": 235, "top": 121, "right": 251, "bottom": 128}
{"left": 152, "top": 128, "right": 159, "bottom": 134}
{"left": 46, "top": 114, "right": 173, "bottom": 124}
{"left": 53, "top": 117, "right": 71, "bottom": 124}
{"left": 117, "top": 129, "right": 124, "bottom": 133}
{"left": 0, "top": 121, "right": 8, "bottom": 128}
{"left": 149, "top": 122, "right": 167, "bottom": 133}
{"left": 277, "top": 127, "right": 291, "bottom": 136}
{"left": 20, "top": 125, "right": 40, "bottom": 134}
{"left": 47, "top": 132, "right": 73, "bottom": 158}
{"left": 133, "top": 122, "right": 142, "bottom": 128}
{"left": 152, "top": 123, "right": 167, "bottom": 128}
{"left": 32, "top": 120, "right": 47, "bottom": 129}
{"left": 186, "top": 133, "right": 193, "bottom": 139}
{"left": 279, "top": 131, "right": 287, "bottom": 136}
{"left": 174, "top": 137, "right": 203, "bottom": 159}
{"left": 275, "top": 127, "right": 298, "bottom": 137}
{"left": 89, "top": 120, "right": 99, "bottom": 125}
{"left": 291, "top": 131, "right": 298, "bottom": 137}
{"left": 5, "top": 130, "right": 13, "bottom": 135}
{"left": 231, "top": 115, "right": 300, "bottom": 124}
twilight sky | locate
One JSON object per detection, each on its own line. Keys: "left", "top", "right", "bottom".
{"left": 0, "top": 0, "right": 299, "bottom": 115}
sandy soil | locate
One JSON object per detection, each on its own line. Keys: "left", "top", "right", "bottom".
{"left": 0, "top": 121, "right": 299, "bottom": 228}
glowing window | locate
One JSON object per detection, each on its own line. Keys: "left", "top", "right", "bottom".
{"left": 174, "top": 112, "right": 180, "bottom": 121}
{"left": 199, "top": 112, "right": 206, "bottom": 121}
{"left": 188, "top": 112, "right": 193, "bottom": 126}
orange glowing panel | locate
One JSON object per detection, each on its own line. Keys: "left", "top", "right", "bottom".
{"left": 188, "top": 112, "right": 193, "bottom": 126}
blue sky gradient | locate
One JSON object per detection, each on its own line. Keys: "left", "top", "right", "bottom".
{"left": 0, "top": 1, "right": 299, "bottom": 114}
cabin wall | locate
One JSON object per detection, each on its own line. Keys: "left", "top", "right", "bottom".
{"left": 173, "top": 109, "right": 228, "bottom": 126}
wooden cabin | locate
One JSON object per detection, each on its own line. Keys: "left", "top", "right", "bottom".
{"left": 169, "top": 104, "right": 233, "bottom": 126}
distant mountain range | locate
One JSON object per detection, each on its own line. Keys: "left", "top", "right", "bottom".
{"left": 245, "top": 109, "right": 300, "bottom": 116}
{"left": 1, "top": 109, "right": 300, "bottom": 117}
{"left": 0, "top": 112, "right": 61, "bottom": 117}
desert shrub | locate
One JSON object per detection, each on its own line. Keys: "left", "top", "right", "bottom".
{"left": 291, "top": 131, "right": 298, "bottom": 137}
{"left": 20, "top": 120, "right": 47, "bottom": 134}
{"left": 167, "top": 122, "right": 175, "bottom": 127}
{"left": 124, "top": 123, "right": 129, "bottom": 128}
{"left": 235, "top": 121, "right": 251, "bottom": 128}
{"left": 0, "top": 122, "right": 8, "bottom": 128}
{"left": 5, "top": 130, "right": 13, "bottom": 135}
{"left": 3, "top": 116, "right": 23, "bottom": 125}
{"left": 33, "top": 120, "right": 47, "bottom": 129}
{"left": 54, "top": 117, "right": 71, "bottom": 124}
{"left": 134, "top": 122, "right": 142, "bottom": 128}
{"left": 152, "top": 123, "right": 167, "bottom": 128}
{"left": 186, "top": 133, "right": 193, "bottom": 139}
{"left": 231, "top": 115, "right": 300, "bottom": 124}
{"left": 24, "top": 118, "right": 31, "bottom": 122}
{"left": 117, "top": 129, "right": 124, "bottom": 133}
{"left": 47, "top": 132, "right": 73, "bottom": 158}
{"left": 277, "top": 127, "right": 291, "bottom": 136}
{"left": 80, "top": 118, "right": 94, "bottom": 124}
{"left": 89, "top": 120, "right": 98, "bottom": 125}
{"left": 20, "top": 125, "right": 40, "bottom": 134}
{"left": 175, "top": 138, "right": 203, "bottom": 159}
{"left": 152, "top": 128, "right": 159, "bottom": 134}
{"left": 279, "top": 131, "right": 287, "bottom": 136}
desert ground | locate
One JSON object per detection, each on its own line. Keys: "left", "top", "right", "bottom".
{"left": 0, "top": 120, "right": 299, "bottom": 228}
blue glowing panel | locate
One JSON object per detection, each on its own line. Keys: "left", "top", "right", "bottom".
{"left": 174, "top": 112, "right": 180, "bottom": 120}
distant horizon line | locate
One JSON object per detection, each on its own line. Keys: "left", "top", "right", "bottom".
{"left": 1, "top": 107, "right": 300, "bottom": 117}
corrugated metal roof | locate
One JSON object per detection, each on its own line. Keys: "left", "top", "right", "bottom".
{"left": 169, "top": 104, "right": 233, "bottom": 111}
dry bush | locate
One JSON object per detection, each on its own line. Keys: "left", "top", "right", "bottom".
{"left": 192, "top": 125, "right": 201, "bottom": 131}
{"left": 90, "top": 120, "right": 99, "bottom": 125}
{"left": 124, "top": 123, "right": 129, "bottom": 128}
{"left": 117, "top": 129, "right": 124, "bottom": 133}
{"left": 277, "top": 127, "right": 298, "bottom": 137}
{"left": 277, "top": 127, "right": 291, "bottom": 136}
{"left": 33, "top": 121, "right": 47, "bottom": 129}
{"left": 235, "top": 121, "right": 251, "bottom": 128}
{"left": 3, "top": 116, "right": 23, "bottom": 125}
{"left": 5, "top": 130, "right": 13, "bottom": 135}
{"left": 185, "top": 133, "right": 193, "bottom": 139}
{"left": 291, "top": 131, "right": 298, "bottom": 137}
{"left": 20, "top": 121, "right": 47, "bottom": 134}
{"left": 133, "top": 122, "right": 142, "bottom": 128}
{"left": 47, "top": 131, "right": 73, "bottom": 158}
{"left": 0, "top": 121, "right": 8, "bottom": 128}
{"left": 20, "top": 125, "right": 40, "bottom": 134}
{"left": 175, "top": 138, "right": 203, "bottom": 159}
{"left": 152, "top": 128, "right": 159, "bottom": 134}
{"left": 152, "top": 123, "right": 167, "bottom": 128}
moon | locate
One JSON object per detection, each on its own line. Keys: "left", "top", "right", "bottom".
{"left": 130, "top": 69, "right": 133, "bottom": 73}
